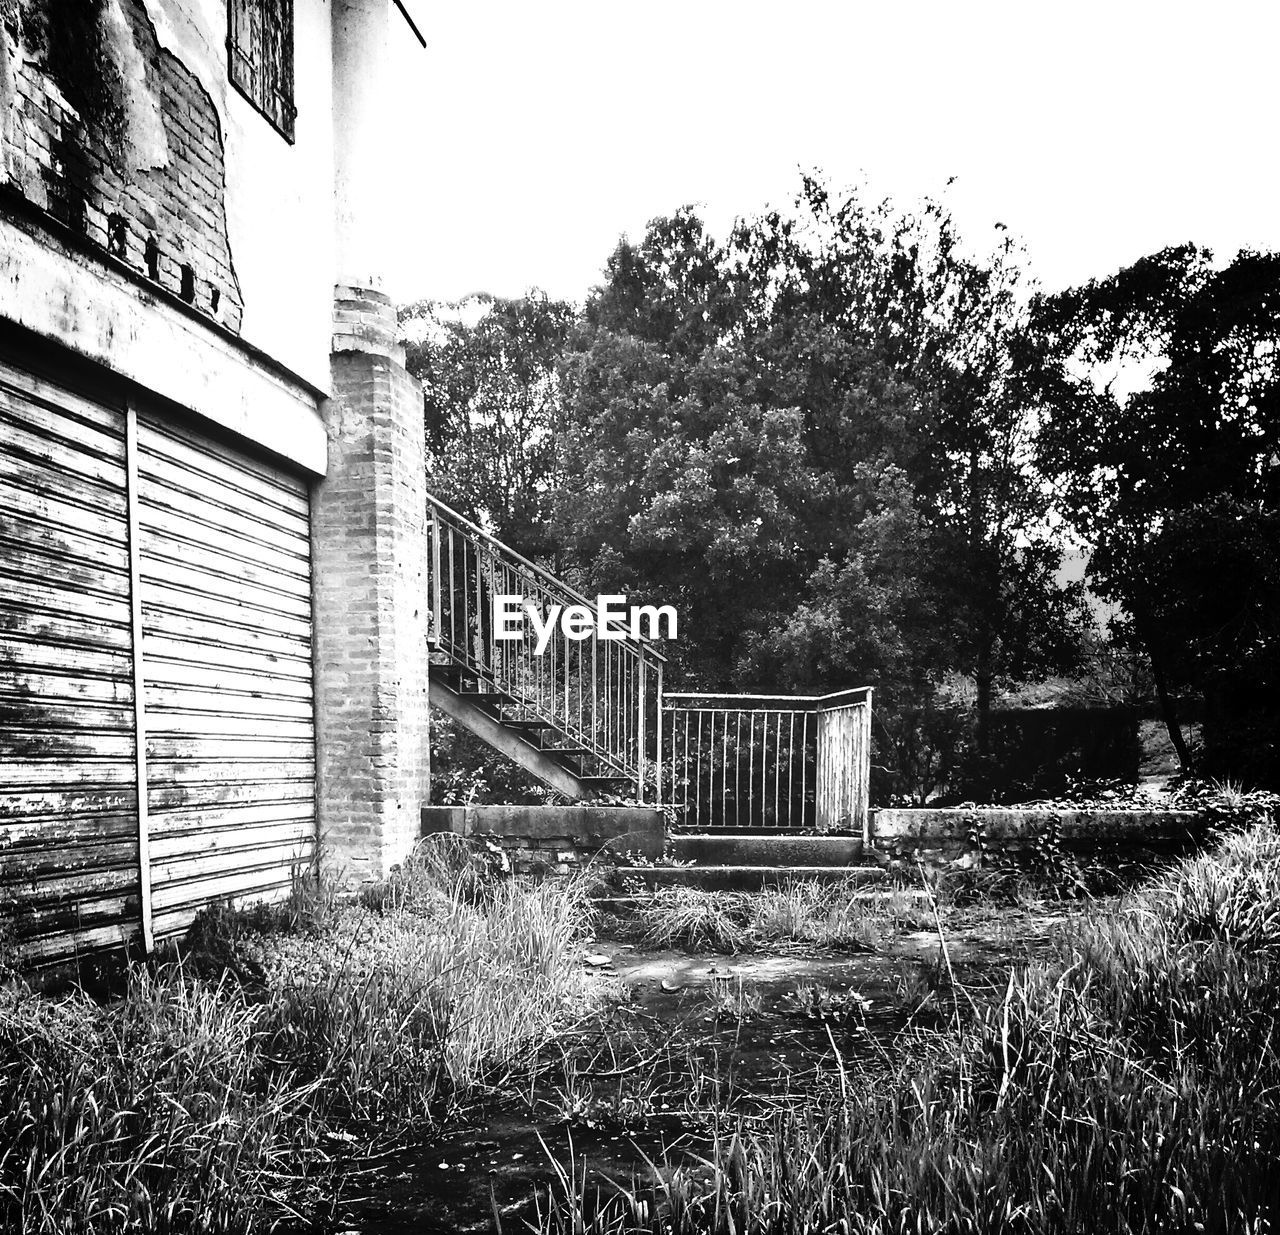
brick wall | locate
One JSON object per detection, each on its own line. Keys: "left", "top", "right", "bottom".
{"left": 0, "top": 0, "right": 243, "bottom": 329}
{"left": 421, "top": 806, "right": 667, "bottom": 878}
{"left": 312, "top": 288, "right": 431, "bottom": 881}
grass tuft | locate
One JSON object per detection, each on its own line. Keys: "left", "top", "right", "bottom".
{"left": 1, "top": 836, "right": 595, "bottom": 1233}
{"left": 538, "top": 820, "right": 1280, "bottom": 1234}
{"left": 629, "top": 879, "right": 913, "bottom": 954}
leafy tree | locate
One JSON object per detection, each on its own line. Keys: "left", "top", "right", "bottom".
{"left": 554, "top": 181, "right": 1088, "bottom": 799}
{"left": 402, "top": 291, "right": 574, "bottom": 558}
{"left": 1032, "top": 246, "right": 1280, "bottom": 784}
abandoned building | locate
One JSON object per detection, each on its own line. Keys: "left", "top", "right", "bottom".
{"left": 0, "top": 0, "right": 438, "bottom": 963}
{"left": 0, "top": 0, "right": 874, "bottom": 968}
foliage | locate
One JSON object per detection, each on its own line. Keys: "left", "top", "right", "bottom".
{"left": 1032, "top": 245, "right": 1280, "bottom": 785}
{"left": 429, "top": 709, "right": 557, "bottom": 806}
{"left": 404, "top": 182, "right": 1280, "bottom": 797}
{"left": 402, "top": 292, "right": 574, "bottom": 558}
{"left": 0, "top": 967, "right": 327, "bottom": 1234}
{"left": 551, "top": 180, "right": 1088, "bottom": 801}
{"left": 0, "top": 841, "right": 596, "bottom": 1232}
{"left": 535, "top": 820, "right": 1280, "bottom": 1234}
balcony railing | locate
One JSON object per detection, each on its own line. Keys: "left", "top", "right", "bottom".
{"left": 661, "top": 688, "right": 872, "bottom": 837}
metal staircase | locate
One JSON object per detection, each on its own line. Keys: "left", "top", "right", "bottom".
{"left": 427, "top": 495, "right": 665, "bottom": 802}
{"left": 425, "top": 495, "right": 873, "bottom": 830}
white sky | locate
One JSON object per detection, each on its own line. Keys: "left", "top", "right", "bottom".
{"left": 386, "top": 0, "right": 1279, "bottom": 308}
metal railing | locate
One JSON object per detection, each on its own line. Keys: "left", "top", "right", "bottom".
{"left": 427, "top": 494, "right": 665, "bottom": 799}
{"left": 661, "top": 688, "right": 872, "bottom": 837}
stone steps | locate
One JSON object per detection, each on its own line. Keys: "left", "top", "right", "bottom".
{"left": 670, "top": 832, "right": 865, "bottom": 867}
{"left": 607, "top": 832, "right": 884, "bottom": 891}
{"left": 611, "top": 863, "right": 888, "bottom": 892}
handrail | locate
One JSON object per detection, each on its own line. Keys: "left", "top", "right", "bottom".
{"left": 426, "top": 491, "right": 666, "bottom": 661}
{"left": 427, "top": 495, "right": 666, "bottom": 798}
{"left": 663, "top": 687, "right": 872, "bottom": 706}
{"left": 661, "top": 685, "right": 872, "bottom": 833}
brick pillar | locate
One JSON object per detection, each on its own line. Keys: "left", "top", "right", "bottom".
{"left": 312, "top": 286, "right": 429, "bottom": 881}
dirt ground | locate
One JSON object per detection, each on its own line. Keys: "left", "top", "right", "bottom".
{"left": 340, "top": 898, "right": 1084, "bottom": 1234}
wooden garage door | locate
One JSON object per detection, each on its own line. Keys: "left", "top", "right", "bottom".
{"left": 0, "top": 363, "right": 140, "bottom": 963}
{"left": 0, "top": 354, "right": 316, "bottom": 964}
{"left": 136, "top": 411, "right": 315, "bottom": 941}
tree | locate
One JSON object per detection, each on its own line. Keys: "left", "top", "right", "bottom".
{"left": 554, "top": 180, "right": 1088, "bottom": 799}
{"left": 1032, "top": 245, "right": 1280, "bottom": 784}
{"left": 402, "top": 291, "right": 574, "bottom": 558}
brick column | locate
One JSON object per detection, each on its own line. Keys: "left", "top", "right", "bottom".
{"left": 311, "top": 286, "right": 429, "bottom": 880}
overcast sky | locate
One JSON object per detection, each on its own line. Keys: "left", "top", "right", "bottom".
{"left": 385, "top": 0, "right": 1278, "bottom": 308}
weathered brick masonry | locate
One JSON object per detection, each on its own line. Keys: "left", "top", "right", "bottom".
{"left": 312, "top": 287, "right": 431, "bottom": 880}
{"left": 0, "top": 0, "right": 242, "bottom": 329}
{"left": 421, "top": 806, "right": 667, "bottom": 877}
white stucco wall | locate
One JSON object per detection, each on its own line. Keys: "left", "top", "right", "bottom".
{"left": 0, "top": 0, "right": 344, "bottom": 473}
{"left": 331, "top": 0, "right": 393, "bottom": 292}
{"left": 144, "top": 0, "right": 337, "bottom": 394}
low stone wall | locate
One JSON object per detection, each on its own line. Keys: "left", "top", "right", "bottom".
{"left": 871, "top": 807, "right": 1205, "bottom": 860}
{"left": 421, "top": 805, "right": 665, "bottom": 877}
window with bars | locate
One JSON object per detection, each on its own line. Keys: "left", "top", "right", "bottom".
{"left": 227, "top": 0, "right": 296, "bottom": 142}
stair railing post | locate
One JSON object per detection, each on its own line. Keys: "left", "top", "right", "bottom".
{"left": 429, "top": 506, "right": 442, "bottom": 650}
{"left": 655, "top": 662, "right": 663, "bottom": 807}
{"left": 861, "top": 688, "right": 874, "bottom": 847}
{"left": 636, "top": 653, "right": 646, "bottom": 802}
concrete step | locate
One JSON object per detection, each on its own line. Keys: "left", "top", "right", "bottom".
{"left": 670, "top": 833, "right": 864, "bottom": 867}
{"left": 594, "top": 887, "right": 927, "bottom": 912}
{"left": 613, "top": 864, "right": 888, "bottom": 892}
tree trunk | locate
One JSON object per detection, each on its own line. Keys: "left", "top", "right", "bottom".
{"left": 1147, "top": 641, "right": 1191, "bottom": 771}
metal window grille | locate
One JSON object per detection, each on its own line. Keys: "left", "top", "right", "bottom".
{"left": 228, "top": 0, "right": 297, "bottom": 142}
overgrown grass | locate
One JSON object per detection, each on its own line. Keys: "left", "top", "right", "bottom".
{"left": 0, "top": 836, "right": 595, "bottom": 1233}
{"left": 537, "top": 816, "right": 1280, "bottom": 1234}
{"left": 0, "top": 969, "right": 325, "bottom": 1234}
{"left": 630, "top": 881, "right": 926, "bottom": 953}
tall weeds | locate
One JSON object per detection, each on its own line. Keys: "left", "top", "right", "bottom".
{"left": 0, "top": 835, "right": 594, "bottom": 1233}
{"left": 0, "top": 969, "right": 322, "bottom": 1234}
{"left": 631, "top": 879, "right": 903, "bottom": 953}
{"left": 539, "top": 821, "right": 1280, "bottom": 1234}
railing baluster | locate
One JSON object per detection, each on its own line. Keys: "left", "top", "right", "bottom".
{"left": 430, "top": 508, "right": 442, "bottom": 647}
{"left": 681, "top": 707, "right": 690, "bottom": 817}
{"left": 786, "top": 711, "right": 795, "bottom": 828}
{"left": 801, "top": 710, "right": 810, "bottom": 829}
{"left": 655, "top": 662, "right": 663, "bottom": 807}
{"left": 637, "top": 655, "right": 646, "bottom": 802}
{"left": 737, "top": 706, "right": 747, "bottom": 824}
{"left": 723, "top": 710, "right": 732, "bottom": 826}
{"left": 448, "top": 525, "right": 456, "bottom": 659}
{"left": 759, "top": 711, "right": 768, "bottom": 826}
{"left": 695, "top": 710, "right": 704, "bottom": 825}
